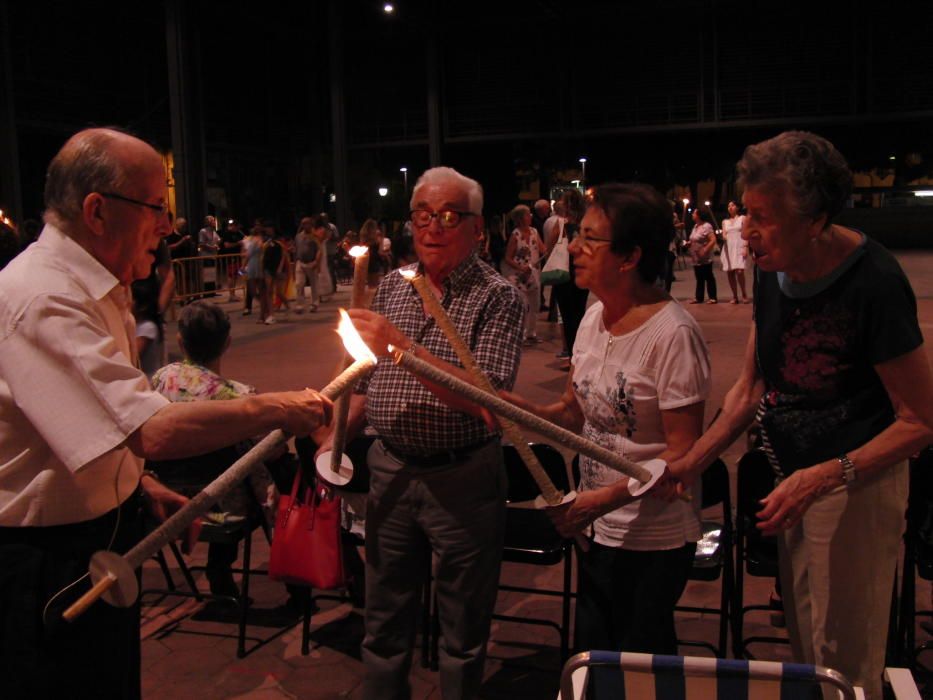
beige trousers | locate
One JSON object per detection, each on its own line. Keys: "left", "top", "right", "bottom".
{"left": 778, "top": 461, "right": 908, "bottom": 699}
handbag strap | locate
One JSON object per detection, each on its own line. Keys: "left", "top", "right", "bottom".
{"left": 286, "top": 468, "right": 315, "bottom": 506}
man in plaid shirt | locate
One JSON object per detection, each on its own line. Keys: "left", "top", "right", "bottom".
{"left": 330, "top": 167, "right": 524, "bottom": 699}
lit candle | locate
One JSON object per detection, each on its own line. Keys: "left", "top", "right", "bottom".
{"left": 62, "top": 314, "right": 378, "bottom": 621}
{"left": 349, "top": 245, "right": 370, "bottom": 309}
{"left": 330, "top": 246, "right": 373, "bottom": 475}
{"left": 399, "top": 269, "right": 565, "bottom": 506}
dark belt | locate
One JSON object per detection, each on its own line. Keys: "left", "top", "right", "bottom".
{"left": 383, "top": 438, "right": 496, "bottom": 468}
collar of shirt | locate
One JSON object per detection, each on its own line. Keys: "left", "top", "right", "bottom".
{"left": 38, "top": 223, "right": 122, "bottom": 302}
{"left": 418, "top": 249, "right": 481, "bottom": 300}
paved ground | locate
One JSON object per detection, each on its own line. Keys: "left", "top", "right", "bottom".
{"left": 140, "top": 252, "right": 933, "bottom": 698}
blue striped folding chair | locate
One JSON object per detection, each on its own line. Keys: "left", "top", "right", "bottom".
{"left": 558, "top": 651, "right": 859, "bottom": 700}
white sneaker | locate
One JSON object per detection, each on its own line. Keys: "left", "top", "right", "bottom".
{"left": 264, "top": 317, "right": 276, "bottom": 325}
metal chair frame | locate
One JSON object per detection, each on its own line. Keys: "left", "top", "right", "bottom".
{"left": 492, "top": 443, "right": 578, "bottom": 663}
{"left": 674, "top": 458, "right": 734, "bottom": 658}
{"left": 559, "top": 650, "right": 858, "bottom": 700}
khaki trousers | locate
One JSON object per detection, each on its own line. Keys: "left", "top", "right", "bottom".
{"left": 778, "top": 461, "right": 908, "bottom": 699}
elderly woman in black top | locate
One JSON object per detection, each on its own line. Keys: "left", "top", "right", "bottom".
{"left": 671, "top": 131, "right": 933, "bottom": 697}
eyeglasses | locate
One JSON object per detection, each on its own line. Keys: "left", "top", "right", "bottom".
{"left": 100, "top": 192, "right": 169, "bottom": 216}
{"left": 575, "top": 231, "right": 613, "bottom": 253}
{"left": 410, "top": 209, "right": 476, "bottom": 229}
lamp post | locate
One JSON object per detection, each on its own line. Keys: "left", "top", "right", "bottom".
{"left": 400, "top": 166, "right": 408, "bottom": 194}
{"left": 579, "top": 157, "right": 587, "bottom": 187}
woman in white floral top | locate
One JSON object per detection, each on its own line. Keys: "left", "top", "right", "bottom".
{"left": 503, "top": 204, "right": 547, "bottom": 344}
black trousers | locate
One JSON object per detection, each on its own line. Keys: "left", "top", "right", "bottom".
{"left": 553, "top": 279, "right": 589, "bottom": 354}
{"left": 693, "top": 263, "right": 717, "bottom": 302}
{"left": 574, "top": 540, "right": 696, "bottom": 655}
{"left": 0, "top": 493, "right": 144, "bottom": 700}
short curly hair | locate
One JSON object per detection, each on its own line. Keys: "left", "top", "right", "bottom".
{"left": 736, "top": 131, "right": 852, "bottom": 225}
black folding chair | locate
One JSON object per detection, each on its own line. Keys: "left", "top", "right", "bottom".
{"left": 675, "top": 458, "right": 734, "bottom": 658}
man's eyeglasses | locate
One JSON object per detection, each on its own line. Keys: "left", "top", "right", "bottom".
{"left": 410, "top": 209, "right": 476, "bottom": 229}
{"left": 100, "top": 192, "right": 169, "bottom": 217}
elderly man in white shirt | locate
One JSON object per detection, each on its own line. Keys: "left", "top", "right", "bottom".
{"left": 0, "top": 128, "right": 333, "bottom": 699}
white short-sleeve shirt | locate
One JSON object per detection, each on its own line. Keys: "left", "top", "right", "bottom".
{"left": 572, "top": 300, "right": 711, "bottom": 550}
{"left": 0, "top": 225, "right": 169, "bottom": 526}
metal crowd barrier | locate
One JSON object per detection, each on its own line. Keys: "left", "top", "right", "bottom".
{"left": 171, "top": 253, "right": 245, "bottom": 308}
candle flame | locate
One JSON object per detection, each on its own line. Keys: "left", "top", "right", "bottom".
{"left": 349, "top": 245, "right": 369, "bottom": 258}
{"left": 399, "top": 269, "right": 416, "bottom": 280}
{"left": 337, "top": 309, "right": 377, "bottom": 363}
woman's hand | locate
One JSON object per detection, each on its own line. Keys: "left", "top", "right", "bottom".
{"left": 645, "top": 466, "right": 681, "bottom": 502}
{"left": 547, "top": 489, "right": 610, "bottom": 538}
{"left": 756, "top": 463, "right": 835, "bottom": 535}
{"left": 666, "top": 455, "right": 701, "bottom": 489}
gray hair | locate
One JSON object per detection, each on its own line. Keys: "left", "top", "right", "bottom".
{"left": 410, "top": 166, "right": 484, "bottom": 215}
{"left": 509, "top": 204, "right": 531, "bottom": 228}
{"left": 43, "top": 128, "right": 133, "bottom": 228}
{"left": 533, "top": 198, "right": 550, "bottom": 215}
{"left": 737, "top": 130, "right": 852, "bottom": 225}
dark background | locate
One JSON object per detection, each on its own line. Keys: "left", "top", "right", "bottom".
{"left": 2, "top": 0, "right": 932, "bottom": 234}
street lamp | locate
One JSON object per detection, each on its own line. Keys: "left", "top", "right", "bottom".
{"left": 383, "top": 3, "right": 394, "bottom": 14}
{"left": 400, "top": 166, "right": 408, "bottom": 193}
{"left": 378, "top": 187, "right": 389, "bottom": 197}
{"left": 579, "top": 157, "right": 587, "bottom": 186}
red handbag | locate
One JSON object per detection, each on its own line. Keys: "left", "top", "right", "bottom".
{"left": 269, "top": 470, "right": 346, "bottom": 589}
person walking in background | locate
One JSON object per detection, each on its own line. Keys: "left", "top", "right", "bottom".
{"left": 314, "top": 216, "right": 334, "bottom": 303}
{"left": 551, "top": 189, "right": 588, "bottom": 365}
{"left": 293, "top": 216, "right": 321, "bottom": 313}
{"left": 359, "top": 218, "right": 384, "bottom": 288}
{"left": 322, "top": 213, "right": 339, "bottom": 295}
{"left": 219, "top": 219, "right": 245, "bottom": 303}
{"left": 488, "top": 214, "right": 508, "bottom": 272}
{"left": 688, "top": 208, "right": 718, "bottom": 304}
{"left": 721, "top": 200, "right": 750, "bottom": 303}
{"left": 503, "top": 204, "right": 546, "bottom": 345}
{"left": 198, "top": 215, "right": 220, "bottom": 296}
{"left": 242, "top": 223, "right": 265, "bottom": 317}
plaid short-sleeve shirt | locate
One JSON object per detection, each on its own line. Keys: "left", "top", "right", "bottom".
{"left": 357, "top": 251, "right": 524, "bottom": 455}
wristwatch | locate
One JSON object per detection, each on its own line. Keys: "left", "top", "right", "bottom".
{"left": 838, "top": 454, "right": 857, "bottom": 487}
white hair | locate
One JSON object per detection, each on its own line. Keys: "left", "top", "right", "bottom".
{"left": 410, "top": 166, "right": 483, "bottom": 215}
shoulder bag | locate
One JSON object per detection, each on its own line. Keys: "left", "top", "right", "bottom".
{"left": 269, "top": 470, "right": 346, "bottom": 589}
